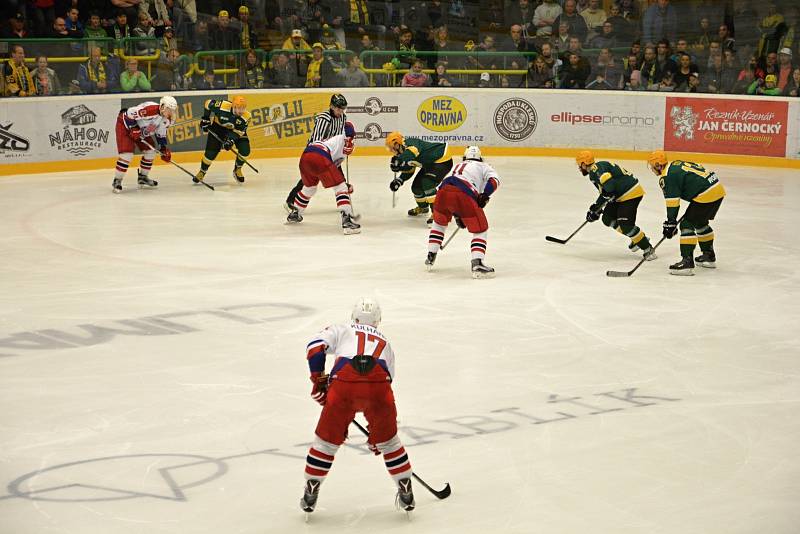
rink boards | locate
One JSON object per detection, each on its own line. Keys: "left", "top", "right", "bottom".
{"left": 1, "top": 88, "right": 798, "bottom": 175}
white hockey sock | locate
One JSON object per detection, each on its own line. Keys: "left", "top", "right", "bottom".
{"left": 115, "top": 153, "right": 132, "bottom": 180}
{"left": 376, "top": 434, "right": 412, "bottom": 485}
{"left": 294, "top": 185, "right": 317, "bottom": 213}
{"left": 333, "top": 182, "right": 352, "bottom": 216}
{"left": 304, "top": 436, "right": 340, "bottom": 482}
{"left": 428, "top": 222, "right": 447, "bottom": 253}
{"left": 471, "top": 231, "right": 488, "bottom": 260}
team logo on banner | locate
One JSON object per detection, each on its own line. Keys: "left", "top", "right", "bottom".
{"left": 417, "top": 96, "right": 467, "bottom": 132}
{"left": 348, "top": 97, "right": 399, "bottom": 116}
{"left": 0, "top": 122, "right": 30, "bottom": 155}
{"left": 669, "top": 106, "right": 699, "bottom": 140}
{"left": 357, "top": 122, "right": 387, "bottom": 141}
{"left": 494, "top": 98, "right": 537, "bottom": 142}
{"left": 48, "top": 104, "right": 110, "bottom": 157}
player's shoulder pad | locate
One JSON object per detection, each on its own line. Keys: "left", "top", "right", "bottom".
{"left": 219, "top": 100, "right": 233, "bottom": 112}
{"left": 240, "top": 110, "right": 251, "bottom": 122}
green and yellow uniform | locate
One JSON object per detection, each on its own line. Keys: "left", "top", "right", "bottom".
{"left": 392, "top": 138, "right": 453, "bottom": 212}
{"left": 587, "top": 160, "right": 652, "bottom": 251}
{"left": 198, "top": 98, "right": 251, "bottom": 181}
{"left": 659, "top": 160, "right": 725, "bottom": 258}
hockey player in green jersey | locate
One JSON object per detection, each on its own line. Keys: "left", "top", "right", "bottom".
{"left": 577, "top": 151, "right": 657, "bottom": 261}
{"left": 385, "top": 131, "right": 453, "bottom": 223}
{"left": 647, "top": 150, "right": 726, "bottom": 275}
{"left": 195, "top": 95, "right": 252, "bottom": 184}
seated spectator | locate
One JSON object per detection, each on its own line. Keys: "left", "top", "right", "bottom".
{"left": 1, "top": 12, "right": 29, "bottom": 39}
{"left": 589, "top": 21, "right": 617, "bottom": 49}
{"left": 718, "top": 24, "right": 735, "bottom": 52}
{"left": 777, "top": 48, "right": 795, "bottom": 91}
{"left": 783, "top": 67, "right": 800, "bottom": 96}
{"left": 704, "top": 40, "right": 724, "bottom": 71}
{"left": 478, "top": 35, "right": 500, "bottom": 71}
{"left": 133, "top": 13, "right": 157, "bottom": 56}
{"left": 65, "top": 8, "right": 85, "bottom": 54}
{"left": 640, "top": 45, "right": 661, "bottom": 88}
{"left": 33, "top": 56, "right": 62, "bottom": 96}
{"left": 625, "top": 69, "right": 645, "bottom": 90}
{"left": 691, "top": 17, "right": 712, "bottom": 57}
{"left": 760, "top": 51, "right": 779, "bottom": 78}
{"left": 580, "top": 0, "right": 607, "bottom": 42}
{"left": 239, "top": 49, "right": 265, "bottom": 89}
{"left": 670, "top": 39, "right": 696, "bottom": 64}
{"left": 655, "top": 39, "right": 677, "bottom": 77}
{"left": 680, "top": 71, "right": 701, "bottom": 92}
{"left": 559, "top": 51, "right": 590, "bottom": 88}
{"left": 196, "top": 67, "right": 225, "bottom": 90}
{"left": 656, "top": 71, "right": 676, "bottom": 91}
{"left": 553, "top": 22, "right": 572, "bottom": 56}
{"left": 703, "top": 53, "right": 737, "bottom": 94}
{"left": 554, "top": 0, "right": 588, "bottom": 44}
{"left": 559, "top": 36, "right": 584, "bottom": 63}
{"left": 478, "top": 71, "right": 493, "bottom": 88}
{"left": 622, "top": 53, "right": 639, "bottom": 86}
{"left": 748, "top": 73, "right": 782, "bottom": 95}
{"left": 3, "top": 45, "right": 35, "bottom": 97}
{"left": 152, "top": 49, "right": 191, "bottom": 91}
{"left": 107, "top": 11, "right": 132, "bottom": 56}
{"left": 83, "top": 12, "right": 108, "bottom": 51}
{"left": 338, "top": 55, "right": 370, "bottom": 87}
{"left": 211, "top": 10, "right": 241, "bottom": 56}
{"left": 120, "top": 58, "right": 152, "bottom": 92}
{"left": 358, "top": 34, "right": 381, "bottom": 70}
{"left": 395, "top": 28, "right": 417, "bottom": 69}
{"left": 77, "top": 47, "right": 109, "bottom": 94}
{"left": 587, "top": 48, "right": 622, "bottom": 89}
{"left": 430, "top": 61, "right": 460, "bottom": 87}
{"left": 673, "top": 53, "right": 699, "bottom": 88}
{"left": 268, "top": 52, "right": 298, "bottom": 88}
{"left": 539, "top": 42, "right": 559, "bottom": 78}
{"left": 401, "top": 58, "right": 430, "bottom": 87}
{"left": 526, "top": 54, "right": 554, "bottom": 88}
{"left": 305, "top": 42, "right": 335, "bottom": 87}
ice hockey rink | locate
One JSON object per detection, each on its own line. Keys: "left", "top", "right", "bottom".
{"left": 1, "top": 154, "right": 799, "bottom": 534}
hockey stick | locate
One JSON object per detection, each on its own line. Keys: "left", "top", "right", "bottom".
{"left": 545, "top": 201, "right": 608, "bottom": 244}
{"left": 392, "top": 171, "right": 397, "bottom": 209}
{"left": 141, "top": 138, "right": 214, "bottom": 191}
{"left": 606, "top": 215, "right": 684, "bottom": 278}
{"left": 345, "top": 156, "right": 360, "bottom": 221}
{"left": 207, "top": 129, "right": 259, "bottom": 173}
{"left": 439, "top": 227, "right": 460, "bottom": 251}
{"left": 350, "top": 420, "right": 452, "bottom": 500}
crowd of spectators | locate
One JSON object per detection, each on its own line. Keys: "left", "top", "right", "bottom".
{"left": 2, "top": 0, "right": 799, "bottom": 97}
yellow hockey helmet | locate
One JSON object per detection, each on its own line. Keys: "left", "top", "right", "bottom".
{"left": 385, "top": 131, "right": 405, "bottom": 152}
{"left": 647, "top": 150, "right": 668, "bottom": 167}
{"left": 575, "top": 150, "right": 595, "bottom": 166}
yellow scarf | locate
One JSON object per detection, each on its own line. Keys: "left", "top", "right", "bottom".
{"left": 241, "top": 24, "right": 251, "bottom": 49}
{"left": 8, "top": 61, "right": 35, "bottom": 96}
{"left": 86, "top": 60, "right": 106, "bottom": 84}
{"left": 349, "top": 0, "right": 369, "bottom": 24}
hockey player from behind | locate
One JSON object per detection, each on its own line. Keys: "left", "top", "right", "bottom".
{"left": 195, "top": 96, "right": 251, "bottom": 184}
{"left": 576, "top": 151, "right": 657, "bottom": 261}
{"left": 426, "top": 146, "right": 499, "bottom": 279}
{"left": 284, "top": 94, "right": 349, "bottom": 211}
{"left": 286, "top": 121, "right": 359, "bottom": 235}
{"left": 112, "top": 95, "right": 177, "bottom": 193}
{"left": 648, "top": 150, "right": 725, "bottom": 276}
{"left": 386, "top": 132, "right": 453, "bottom": 224}
{"left": 300, "top": 298, "right": 415, "bottom": 514}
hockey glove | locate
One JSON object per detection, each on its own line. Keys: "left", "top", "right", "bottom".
{"left": 454, "top": 215, "right": 466, "bottom": 229}
{"left": 130, "top": 127, "right": 142, "bottom": 142}
{"left": 310, "top": 372, "right": 329, "bottom": 405}
{"left": 476, "top": 193, "right": 490, "bottom": 208}
{"left": 343, "top": 138, "right": 354, "bottom": 156}
{"left": 160, "top": 146, "right": 172, "bottom": 163}
{"left": 390, "top": 156, "right": 411, "bottom": 173}
{"left": 586, "top": 203, "right": 603, "bottom": 222}
{"left": 199, "top": 118, "right": 211, "bottom": 132}
{"left": 222, "top": 137, "right": 234, "bottom": 151}
{"left": 662, "top": 219, "right": 678, "bottom": 239}
{"left": 389, "top": 177, "right": 404, "bottom": 192}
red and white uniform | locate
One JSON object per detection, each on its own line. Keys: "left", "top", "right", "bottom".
{"left": 293, "top": 132, "right": 355, "bottom": 215}
{"left": 115, "top": 101, "right": 172, "bottom": 153}
{"left": 303, "top": 323, "right": 411, "bottom": 486}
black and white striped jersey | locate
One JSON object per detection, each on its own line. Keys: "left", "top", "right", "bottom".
{"left": 307, "top": 111, "right": 347, "bottom": 144}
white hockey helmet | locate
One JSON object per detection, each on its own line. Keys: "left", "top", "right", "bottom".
{"left": 463, "top": 145, "right": 482, "bottom": 161}
{"left": 159, "top": 95, "right": 178, "bottom": 112}
{"left": 351, "top": 297, "right": 381, "bottom": 327}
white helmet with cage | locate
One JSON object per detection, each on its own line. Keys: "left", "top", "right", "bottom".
{"left": 463, "top": 145, "right": 482, "bottom": 161}
{"left": 351, "top": 297, "right": 381, "bottom": 327}
{"left": 159, "top": 95, "right": 178, "bottom": 112}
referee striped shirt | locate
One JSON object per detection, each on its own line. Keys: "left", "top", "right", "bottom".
{"left": 307, "top": 111, "right": 347, "bottom": 144}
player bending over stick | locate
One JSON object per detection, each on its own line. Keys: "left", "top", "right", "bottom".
{"left": 196, "top": 96, "right": 251, "bottom": 184}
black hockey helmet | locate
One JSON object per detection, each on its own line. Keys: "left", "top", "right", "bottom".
{"left": 330, "top": 93, "right": 348, "bottom": 109}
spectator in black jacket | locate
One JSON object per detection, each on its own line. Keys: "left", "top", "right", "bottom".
{"left": 560, "top": 51, "right": 590, "bottom": 88}
{"left": 554, "top": 0, "right": 588, "bottom": 44}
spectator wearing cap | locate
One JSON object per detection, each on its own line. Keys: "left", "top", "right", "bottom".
{"left": 401, "top": 58, "right": 430, "bottom": 87}
{"left": 33, "top": 56, "right": 62, "bottom": 95}
{"left": 196, "top": 66, "right": 225, "bottom": 89}
{"left": 338, "top": 55, "right": 369, "bottom": 87}
{"left": 748, "top": 73, "right": 781, "bottom": 95}
{"left": 283, "top": 29, "right": 312, "bottom": 79}
{"left": 210, "top": 10, "right": 241, "bottom": 54}
{"left": 305, "top": 42, "right": 335, "bottom": 87}
{"left": 160, "top": 25, "right": 177, "bottom": 54}
{"left": 1, "top": 12, "right": 29, "bottom": 39}
{"left": 120, "top": 58, "right": 151, "bottom": 92}
{"left": 3, "top": 45, "right": 35, "bottom": 97}
{"left": 777, "top": 48, "right": 795, "bottom": 91}
{"left": 237, "top": 6, "right": 257, "bottom": 50}
{"left": 239, "top": 48, "right": 265, "bottom": 89}
{"left": 320, "top": 24, "right": 346, "bottom": 68}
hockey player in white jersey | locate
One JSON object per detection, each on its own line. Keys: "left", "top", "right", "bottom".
{"left": 300, "top": 298, "right": 415, "bottom": 515}
{"left": 425, "top": 146, "right": 501, "bottom": 278}
{"left": 112, "top": 95, "right": 177, "bottom": 193}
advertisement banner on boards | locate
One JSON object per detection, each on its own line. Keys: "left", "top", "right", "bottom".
{"left": 663, "top": 96, "right": 789, "bottom": 157}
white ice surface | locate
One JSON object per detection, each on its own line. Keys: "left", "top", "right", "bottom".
{"left": 1, "top": 155, "right": 799, "bottom": 534}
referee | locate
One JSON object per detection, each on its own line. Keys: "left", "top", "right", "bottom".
{"left": 284, "top": 93, "right": 349, "bottom": 211}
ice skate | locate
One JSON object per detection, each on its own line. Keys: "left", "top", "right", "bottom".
{"left": 137, "top": 171, "right": 158, "bottom": 189}
{"left": 669, "top": 256, "right": 695, "bottom": 276}
{"left": 628, "top": 242, "right": 640, "bottom": 253}
{"left": 407, "top": 206, "right": 429, "bottom": 217}
{"left": 233, "top": 167, "right": 245, "bottom": 183}
{"left": 112, "top": 177, "right": 122, "bottom": 193}
{"left": 193, "top": 169, "right": 205, "bottom": 184}
{"left": 425, "top": 251, "right": 437, "bottom": 271}
{"left": 695, "top": 251, "right": 716, "bottom": 268}
{"left": 341, "top": 212, "right": 361, "bottom": 235}
{"left": 395, "top": 477, "right": 415, "bottom": 513}
{"left": 642, "top": 246, "right": 657, "bottom": 261}
{"left": 471, "top": 258, "right": 496, "bottom": 279}
{"left": 286, "top": 207, "right": 303, "bottom": 224}
{"left": 300, "top": 479, "right": 321, "bottom": 514}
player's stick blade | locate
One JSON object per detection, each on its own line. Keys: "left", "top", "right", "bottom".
{"left": 606, "top": 270, "right": 631, "bottom": 277}
{"left": 433, "top": 483, "right": 452, "bottom": 499}
{"left": 545, "top": 236, "right": 567, "bottom": 244}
